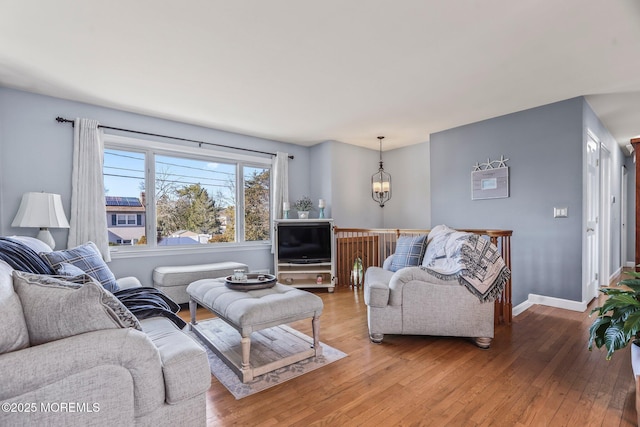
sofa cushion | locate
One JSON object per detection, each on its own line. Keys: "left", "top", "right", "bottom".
{"left": 140, "top": 317, "right": 211, "bottom": 404}
{"left": 0, "top": 260, "right": 29, "bottom": 353}
{"left": 12, "top": 271, "right": 140, "bottom": 346}
{"left": 40, "top": 242, "right": 119, "bottom": 292}
{"left": 389, "top": 234, "right": 428, "bottom": 272}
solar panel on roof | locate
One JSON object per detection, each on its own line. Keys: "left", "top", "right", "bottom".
{"left": 105, "top": 196, "right": 142, "bottom": 207}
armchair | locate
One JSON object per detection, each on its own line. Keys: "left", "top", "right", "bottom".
{"left": 363, "top": 225, "right": 510, "bottom": 348}
{"left": 364, "top": 264, "right": 495, "bottom": 348}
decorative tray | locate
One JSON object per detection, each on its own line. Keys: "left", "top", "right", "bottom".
{"left": 224, "top": 273, "right": 277, "bottom": 291}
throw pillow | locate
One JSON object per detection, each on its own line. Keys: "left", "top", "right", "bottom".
{"left": 0, "top": 260, "right": 30, "bottom": 353}
{"left": 12, "top": 271, "right": 141, "bottom": 346}
{"left": 40, "top": 242, "right": 119, "bottom": 293}
{"left": 8, "top": 235, "right": 53, "bottom": 254}
{"left": 55, "top": 262, "right": 89, "bottom": 277}
{"left": 389, "top": 234, "right": 428, "bottom": 272}
{"left": 44, "top": 273, "right": 140, "bottom": 329}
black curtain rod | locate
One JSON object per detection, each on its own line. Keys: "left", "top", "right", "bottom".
{"left": 55, "top": 117, "right": 294, "bottom": 160}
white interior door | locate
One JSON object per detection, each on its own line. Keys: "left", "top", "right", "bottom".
{"left": 600, "top": 146, "right": 611, "bottom": 285}
{"left": 585, "top": 132, "right": 600, "bottom": 301}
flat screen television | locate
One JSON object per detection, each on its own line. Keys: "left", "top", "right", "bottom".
{"left": 277, "top": 222, "right": 332, "bottom": 264}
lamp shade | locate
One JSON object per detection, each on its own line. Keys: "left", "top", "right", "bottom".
{"left": 11, "top": 192, "right": 70, "bottom": 229}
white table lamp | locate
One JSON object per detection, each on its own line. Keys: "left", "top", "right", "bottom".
{"left": 11, "top": 192, "right": 70, "bottom": 249}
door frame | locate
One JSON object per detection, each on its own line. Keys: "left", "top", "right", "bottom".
{"left": 600, "top": 144, "right": 611, "bottom": 286}
{"left": 583, "top": 129, "right": 600, "bottom": 303}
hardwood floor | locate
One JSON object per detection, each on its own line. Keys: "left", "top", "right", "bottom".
{"left": 179, "top": 281, "right": 637, "bottom": 426}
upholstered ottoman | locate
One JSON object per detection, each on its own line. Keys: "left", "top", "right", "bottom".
{"left": 153, "top": 262, "right": 249, "bottom": 304}
{"left": 187, "top": 278, "right": 323, "bottom": 383}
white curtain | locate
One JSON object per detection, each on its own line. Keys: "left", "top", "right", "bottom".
{"left": 271, "top": 152, "right": 289, "bottom": 253}
{"left": 67, "top": 118, "right": 111, "bottom": 261}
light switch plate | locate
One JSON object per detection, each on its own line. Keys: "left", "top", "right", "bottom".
{"left": 554, "top": 207, "right": 568, "bottom": 218}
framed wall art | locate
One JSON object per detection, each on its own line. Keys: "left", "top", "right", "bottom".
{"left": 471, "top": 156, "right": 509, "bottom": 200}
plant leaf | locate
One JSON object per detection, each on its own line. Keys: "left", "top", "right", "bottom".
{"left": 601, "top": 288, "right": 634, "bottom": 296}
{"left": 621, "top": 271, "right": 640, "bottom": 279}
{"left": 603, "top": 322, "right": 630, "bottom": 360}
{"left": 589, "top": 316, "right": 611, "bottom": 350}
{"left": 599, "top": 294, "right": 640, "bottom": 315}
{"left": 618, "top": 279, "right": 640, "bottom": 295}
{"left": 588, "top": 278, "right": 640, "bottom": 359}
{"left": 623, "top": 310, "right": 640, "bottom": 337}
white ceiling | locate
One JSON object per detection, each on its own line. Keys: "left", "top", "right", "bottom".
{"left": 1, "top": 1, "right": 639, "bottom": 151}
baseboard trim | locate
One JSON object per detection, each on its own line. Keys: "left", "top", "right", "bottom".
{"left": 626, "top": 261, "right": 636, "bottom": 268}
{"left": 527, "top": 293, "right": 587, "bottom": 312}
{"left": 511, "top": 295, "right": 588, "bottom": 317}
{"left": 610, "top": 266, "right": 623, "bottom": 282}
{"left": 512, "top": 301, "right": 533, "bottom": 317}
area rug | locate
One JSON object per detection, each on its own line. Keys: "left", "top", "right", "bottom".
{"left": 189, "top": 318, "right": 347, "bottom": 399}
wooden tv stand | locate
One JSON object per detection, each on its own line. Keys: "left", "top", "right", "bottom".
{"left": 274, "top": 219, "right": 336, "bottom": 292}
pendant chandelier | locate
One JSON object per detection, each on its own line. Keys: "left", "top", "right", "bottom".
{"left": 371, "top": 136, "right": 391, "bottom": 207}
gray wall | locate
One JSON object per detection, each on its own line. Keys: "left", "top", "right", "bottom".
{"left": 324, "top": 140, "right": 383, "bottom": 228}
{"left": 383, "top": 141, "right": 431, "bottom": 228}
{"left": 308, "top": 139, "right": 433, "bottom": 229}
{"left": 308, "top": 142, "right": 333, "bottom": 220}
{"left": 307, "top": 139, "right": 432, "bottom": 229}
{"left": 431, "top": 97, "right": 597, "bottom": 306}
{"left": 0, "top": 87, "right": 310, "bottom": 282}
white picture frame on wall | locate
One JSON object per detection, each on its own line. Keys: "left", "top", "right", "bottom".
{"left": 472, "top": 166, "right": 509, "bottom": 200}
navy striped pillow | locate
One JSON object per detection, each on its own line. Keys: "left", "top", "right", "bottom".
{"left": 41, "top": 242, "right": 119, "bottom": 293}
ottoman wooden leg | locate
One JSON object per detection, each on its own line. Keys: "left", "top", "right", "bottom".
{"left": 241, "top": 336, "right": 253, "bottom": 382}
{"left": 312, "top": 314, "right": 323, "bottom": 357}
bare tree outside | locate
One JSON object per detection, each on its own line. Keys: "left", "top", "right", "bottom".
{"left": 244, "top": 168, "right": 270, "bottom": 241}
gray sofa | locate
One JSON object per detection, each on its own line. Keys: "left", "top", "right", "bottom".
{"left": 364, "top": 226, "right": 509, "bottom": 348}
{"left": 0, "top": 237, "right": 211, "bottom": 427}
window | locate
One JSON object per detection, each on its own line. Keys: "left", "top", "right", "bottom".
{"left": 116, "top": 214, "right": 138, "bottom": 225}
{"left": 103, "top": 136, "right": 271, "bottom": 249}
{"left": 244, "top": 166, "right": 270, "bottom": 241}
{"left": 154, "top": 154, "right": 236, "bottom": 246}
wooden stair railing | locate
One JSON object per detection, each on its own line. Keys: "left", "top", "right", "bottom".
{"left": 334, "top": 227, "right": 513, "bottom": 325}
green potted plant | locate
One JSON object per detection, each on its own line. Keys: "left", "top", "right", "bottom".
{"left": 293, "top": 196, "right": 314, "bottom": 219}
{"left": 588, "top": 270, "right": 640, "bottom": 360}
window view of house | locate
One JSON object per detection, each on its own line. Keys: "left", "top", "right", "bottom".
{"left": 104, "top": 147, "right": 271, "bottom": 247}
{"left": 104, "top": 149, "right": 147, "bottom": 246}
{"left": 106, "top": 196, "right": 145, "bottom": 245}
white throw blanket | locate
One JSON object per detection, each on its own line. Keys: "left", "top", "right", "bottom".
{"left": 421, "top": 225, "right": 510, "bottom": 302}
